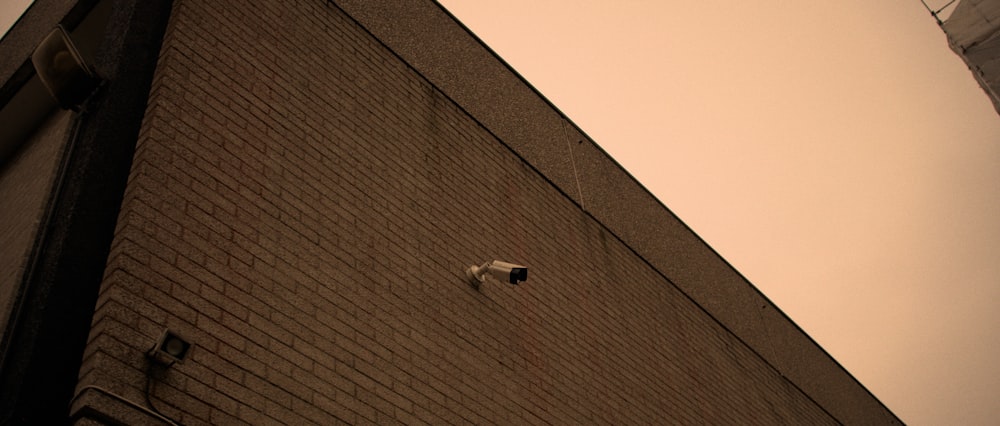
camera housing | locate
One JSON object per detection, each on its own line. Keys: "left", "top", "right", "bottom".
{"left": 466, "top": 260, "right": 528, "bottom": 288}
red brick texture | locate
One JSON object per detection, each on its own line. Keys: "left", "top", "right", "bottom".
{"left": 76, "top": 0, "right": 842, "bottom": 424}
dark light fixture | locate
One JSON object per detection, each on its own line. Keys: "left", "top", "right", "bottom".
{"left": 147, "top": 329, "right": 192, "bottom": 366}
{"left": 31, "top": 25, "right": 100, "bottom": 110}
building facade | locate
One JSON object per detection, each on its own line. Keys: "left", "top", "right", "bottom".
{"left": 0, "top": 1, "right": 901, "bottom": 424}
{"left": 938, "top": 0, "right": 1000, "bottom": 114}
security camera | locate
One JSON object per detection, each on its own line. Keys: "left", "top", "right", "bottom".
{"left": 466, "top": 260, "right": 528, "bottom": 287}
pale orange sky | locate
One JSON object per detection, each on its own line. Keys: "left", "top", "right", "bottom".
{"left": 0, "top": 1, "right": 31, "bottom": 39}
{"left": 4, "top": 1, "right": 1000, "bottom": 424}
{"left": 435, "top": 1, "right": 1000, "bottom": 425}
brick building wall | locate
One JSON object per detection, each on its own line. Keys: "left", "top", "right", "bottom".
{"left": 0, "top": 0, "right": 901, "bottom": 424}
{"left": 71, "top": 0, "right": 844, "bottom": 424}
{"left": 0, "top": 110, "right": 73, "bottom": 337}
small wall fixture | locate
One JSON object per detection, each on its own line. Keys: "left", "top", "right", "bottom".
{"left": 466, "top": 260, "right": 528, "bottom": 288}
{"left": 147, "top": 329, "right": 192, "bottom": 366}
{"left": 31, "top": 25, "right": 100, "bottom": 110}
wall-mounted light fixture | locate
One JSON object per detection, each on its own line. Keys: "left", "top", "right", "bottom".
{"left": 466, "top": 260, "right": 528, "bottom": 288}
{"left": 31, "top": 25, "right": 100, "bottom": 110}
{"left": 147, "top": 329, "right": 192, "bottom": 366}
{"left": 144, "top": 329, "right": 190, "bottom": 424}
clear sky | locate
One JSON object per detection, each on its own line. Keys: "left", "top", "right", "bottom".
{"left": 434, "top": 1, "right": 1000, "bottom": 425}
{"left": 0, "top": 0, "right": 31, "bottom": 39}
{"left": 4, "top": 1, "right": 999, "bottom": 425}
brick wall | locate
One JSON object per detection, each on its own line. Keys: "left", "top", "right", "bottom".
{"left": 0, "top": 110, "right": 72, "bottom": 345}
{"left": 74, "top": 0, "right": 843, "bottom": 424}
